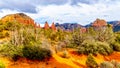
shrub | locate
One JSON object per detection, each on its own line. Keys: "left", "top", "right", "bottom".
{"left": 78, "top": 40, "right": 98, "bottom": 55}
{"left": 86, "top": 54, "right": 98, "bottom": 68}
{"left": 0, "top": 32, "right": 4, "bottom": 38}
{"left": 115, "top": 33, "right": 120, "bottom": 43}
{"left": 100, "top": 60, "right": 120, "bottom": 68}
{"left": 111, "top": 42, "right": 120, "bottom": 51}
{"left": 97, "top": 42, "right": 113, "bottom": 55}
{"left": 5, "top": 32, "right": 9, "bottom": 37}
{"left": 61, "top": 50, "right": 69, "bottom": 58}
{"left": 111, "top": 60, "right": 120, "bottom": 68}
{"left": 0, "top": 61, "right": 5, "bottom": 68}
{"left": 77, "top": 41, "right": 113, "bottom": 55}
{"left": 77, "top": 46, "right": 85, "bottom": 54}
{"left": 22, "top": 45, "right": 51, "bottom": 60}
{"left": 70, "top": 28, "right": 86, "bottom": 47}
{"left": 100, "top": 61, "right": 114, "bottom": 68}
{"left": 0, "top": 25, "right": 4, "bottom": 32}
{"left": 0, "top": 42, "right": 52, "bottom": 61}
{"left": 0, "top": 44, "right": 23, "bottom": 61}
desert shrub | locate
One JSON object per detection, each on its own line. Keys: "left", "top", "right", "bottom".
{"left": 0, "top": 32, "right": 9, "bottom": 38}
{"left": 4, "top": 21, "right": 21, "bottom": 31}
{"left": 4, "top": 32, "right": 9, "bottom": 37}
{"left": 0, "top": 44, "right": 23, "bottom": 61}
{"left": 100, "top": 61, "right": 114, "bottom": 68}
{"left": 22, "top": 30, "right": 36, "bottom": 45}
{"left": 0, "top": 25, "right": 5, "bottom": 32}
{"left": 78, "top": 40, "right": 98, "bottom": 55}
{"left": 77, "top": 46, "right": 85, "bottom": 54}
{"left": 22, "top": 45, "right": 51, "bottom": 60}
{"left": 115, "top": 33, "right": 120, "bottom": 43}
{"left": 0, "top": 32, "right": 5, "bottom": 38}
{"left": 97, "top": 42, "right": 113, "bottom": 55}
{"left": 77, "top": 41, "right": 113, "bottom": 55}
{"left": 111, "top": 42, "right": 120, "bottom": 51}
{"left": 115, "top": 62, "right": 120, "bottom": 68}
{"left": 86, "top": 54, "right": 98, "bottom": 68}
{"left": 70, "top": 28, "right": 86, "bottom": 47}
{"left": 0, "top": 61, "right": 5, "bottom": 68}
{"left": 100, "top": 60, "right": 120, "bottom": 68}
{"left": 111, "top": 60, "right": 120, "bottom": 68}
{"left": 61, "top": 50, "right": 69, "bottom": 58}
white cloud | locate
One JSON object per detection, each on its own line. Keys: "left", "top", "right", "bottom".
{"left": 0, "top": 9, "right": 19, "bottom": 18}
{"left": 0, "top": 0, "right": 120, "bottom": 25}
{"left": 33, "top": 1, "right": 120, "bottom": 25}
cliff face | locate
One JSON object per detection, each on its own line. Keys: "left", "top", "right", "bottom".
{"left": 1, "top": 13, "right": 35, "bottom": 25}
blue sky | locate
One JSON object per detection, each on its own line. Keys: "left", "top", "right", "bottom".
{"left": 0, "top": 0, "right": 120, "bottom": 26}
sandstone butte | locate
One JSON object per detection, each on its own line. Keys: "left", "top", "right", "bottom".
{"left": 0, "top": 13, "right": 57, "bottom": 31}
{"left": 1, "top": 13, "right": 35, "bottom": 26}
{"left": 92, "top": 18, "right": 107, "bottom": 27}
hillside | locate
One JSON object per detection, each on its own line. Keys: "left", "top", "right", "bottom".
{"left": 55, "top": 23, "right": 82, "bottom": 31}
{"left": 1, "top": 13, "right": 35, "bottom": 25}
{"left": 107, "top": 21, "right": 120, "bottom": 32}
{"left": 1, "top": 13, "right": 120, "bottom": 68}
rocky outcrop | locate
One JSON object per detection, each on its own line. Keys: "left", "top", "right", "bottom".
{"left": 50, "top": 22, "right": 56, "bottom": 31}
{"left": 92, "top": 19, "right": 107, "bottom": 27}
{"left": 1, "top": 13, "right": 35, "bottom": 26}
{"left": 44, "top": 21, "right": 50, "bottom": 29}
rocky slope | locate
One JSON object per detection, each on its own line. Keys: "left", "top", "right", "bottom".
{"left": 1, "top": 13, "right": 35, "bottom": 25}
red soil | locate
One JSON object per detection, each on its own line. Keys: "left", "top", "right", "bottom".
{"left": 1, "top": 50, "right": 120, "bottom": 68}
{"left": 8, "top": 57, "right": 73, "bottom": 68}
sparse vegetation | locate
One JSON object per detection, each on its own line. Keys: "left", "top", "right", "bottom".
{"left": 22, "top": 45, "right": 51, "bottom": 60}
{"left": 0, "top": 44, "right": 23, "bottom": 61}
{"left": 1, "top": 13, "right": 120, "bottom": 68}
{"left": 77, "top": 41, "right": 113, "bottom": 55}
{"left": 0, "top": 21, "right": 52, "bottom": 61}
{"left": 86, "top": 54, "right": 98, "bottom": 68}
{"left": 100, "top": 60, "right": 120, "bottom": 68}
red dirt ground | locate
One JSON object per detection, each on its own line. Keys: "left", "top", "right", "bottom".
{"left": 1, "top": 50, "right": 120, "bottom": 68}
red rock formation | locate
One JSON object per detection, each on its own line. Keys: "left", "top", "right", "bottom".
{"left": 1, "top": 13, "right": 35, "bottom": 26}
{"left": 50, "top": 22, "right": 56, "bottom": 31}
{"left": 35, "top": 23, "right": 41, "bottom": 28}
{"left": 80, "top": 27, "right": 87, "bottom": 33}
{"left": 44, "top": 21, "right": 50, "bottom": 29}
{"left": 92, "top": 19, "right": 107, "bottom": 27}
